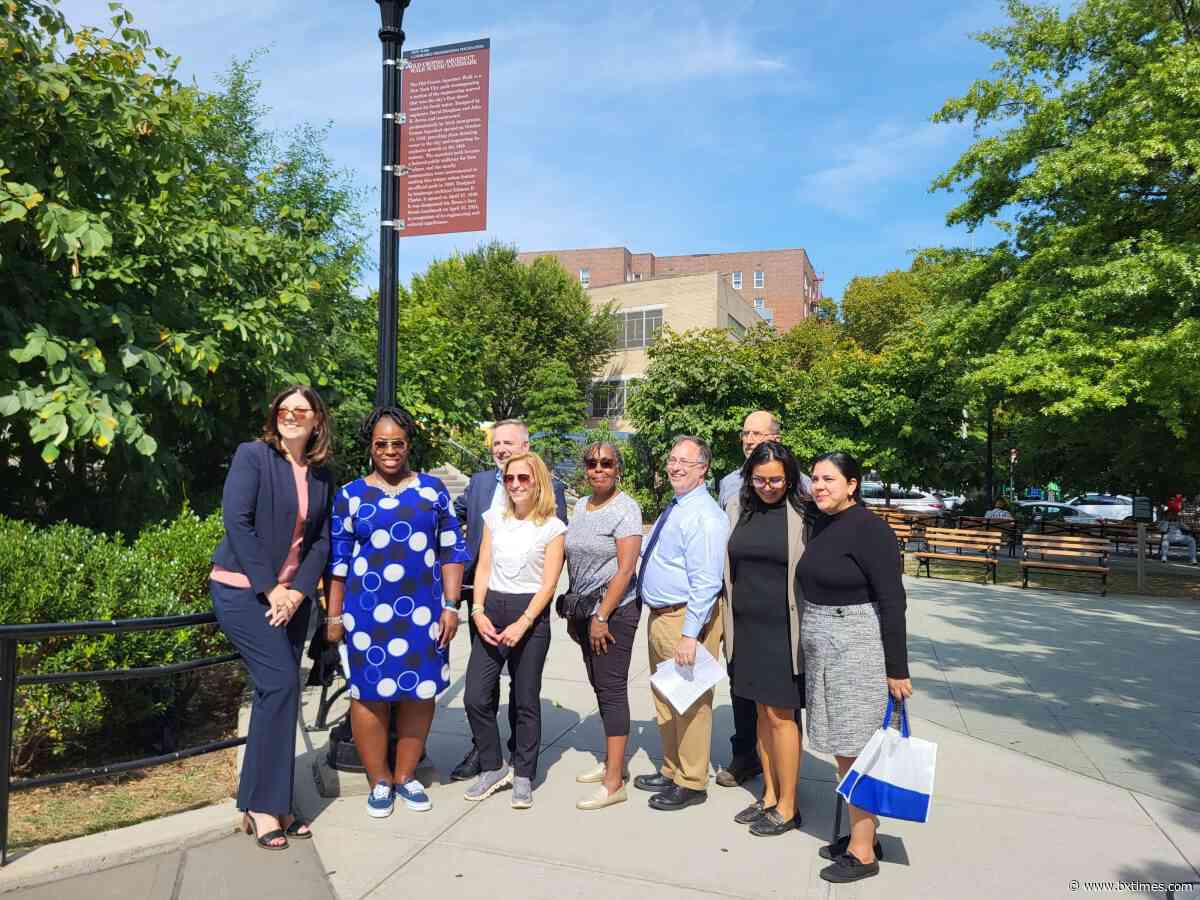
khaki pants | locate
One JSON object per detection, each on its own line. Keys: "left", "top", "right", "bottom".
{"left": 647, "top": 605, "right": 723, "bottom": 791}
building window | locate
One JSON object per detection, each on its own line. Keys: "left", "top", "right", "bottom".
{"left": 753, "top": 270, "right": 765, "bottom": 289}
{"left": 731, "top": 271, "right": 742, "bottom": 290}
{"left": 589, "top": 381, "right": 626, "bottom": 418}
{"left": 726, "top": 314, "right": 746, "bottom": 338}
{"left": 580, "top": 268, "right": 590, "bottom": 287}
{"left": 615, "top": 308, "right": 663, "bottom": 349}
{"left": 753, "top": 296, "right": 765, "bottom": 311}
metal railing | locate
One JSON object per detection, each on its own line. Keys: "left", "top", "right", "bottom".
{"left": 0, "top": 613, "right": 242, "bottom": 865}
{"left": 438, "top": 434, "right": 580, "bottom": 503}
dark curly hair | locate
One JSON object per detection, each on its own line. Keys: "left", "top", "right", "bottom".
{"left": 738, "top": 441, "right": 808, "bottom": 522}
{"left": 360, "top": 405, "right": 420, "bottom": 470}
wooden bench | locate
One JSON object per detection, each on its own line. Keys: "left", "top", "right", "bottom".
{"left": 958, "top": 515, "right": 1019, "bottom": 557}
{"left": 914, "top": 527, "right": 1001, "bottom": 584}
{"left": 1101, "top": 522, "right": 1162, "bottom": 557}
{"left": 888, "top": 522, "right": 920, "bottom": 565}
{"left": 1020, "top": 534, "right": 1110, "bottom": 595}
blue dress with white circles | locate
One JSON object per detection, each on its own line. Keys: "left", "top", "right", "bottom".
{"left": 329, "top": 474, "right": 471, "bottom": 702}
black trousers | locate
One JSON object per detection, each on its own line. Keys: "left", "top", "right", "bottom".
{"left": 464, "top": 591, "right": 551, "bottom": 778}
{"left": 211, "top": 580, "right": 311, "bottom": 815}
{"left": 464, "top": 583, "right": 516, "bottom": 752}
{"left": 576, "top": 600, "right": 639, "bottom": 737}
{"left": 729, "top": 663, "right": 760, "bottom": 759}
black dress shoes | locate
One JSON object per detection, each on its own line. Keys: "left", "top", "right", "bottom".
{"left": 633, "top": 773, "right": 673, "bottom": 792}
{"left": 715, "top": 753, "right": 763, "bottom": 787}
{"left": 450, "top": 746, "right": 482, "bottom": 782}
{"left": 648, "top": 785, "right": 707, "bottom": 811}
{"left": 820, "top": 852, "right": 880, "bottom": 883}
{"left": 819, "top": 835, "right": 883, "bottom": 862}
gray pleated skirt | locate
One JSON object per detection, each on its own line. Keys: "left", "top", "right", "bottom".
{"left": 801, "top": 601, "right": 888, "bottom": 757}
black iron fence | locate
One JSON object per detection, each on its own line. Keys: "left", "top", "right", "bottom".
{"left": 0, "top": 613, "right": 242, "bottom": 865}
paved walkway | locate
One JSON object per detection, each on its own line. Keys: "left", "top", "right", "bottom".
{"left": 6, "top": 576, "right": 1199, "bottom": 899}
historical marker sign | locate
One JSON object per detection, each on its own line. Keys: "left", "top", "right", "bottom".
{"left": 399, "top": 38, "right": 490, "bottom": 237}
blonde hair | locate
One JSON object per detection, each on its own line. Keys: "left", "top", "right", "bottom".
{"left": 501, "top": 451, "right": 556, "bottom": 525}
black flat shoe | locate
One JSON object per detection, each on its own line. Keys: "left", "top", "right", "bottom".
{"left": 733, "top": 800, "right": 769, "bottom": 824}
{"left": 819, "top": 835, "right": 883, "bottom": 862}
{"left": 749, "top": 808, "right": 799, "bottom": 837}
{"left": 820, "top": 852, "right": 880, "bottom": 883}
{"left": 451, "top": 746, "right": 482, "bottom": 782}
{"left": 648, "top": 785, "right": 707, "bottom": 811}
{"left": 633, "top": 772, "right": 673, "bottom": 792}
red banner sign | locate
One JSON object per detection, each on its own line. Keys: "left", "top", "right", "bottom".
{"left": 399, "top": 38, "right": 490, "bottom": 237}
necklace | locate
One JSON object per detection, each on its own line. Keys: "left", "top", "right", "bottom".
{"left": 369, "top": 473, "right": 416, "bottom": 497}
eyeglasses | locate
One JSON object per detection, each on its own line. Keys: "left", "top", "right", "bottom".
{"left": 740, "top": 430, "right": 779, "bottom": 440}
{"left": 666, "top": 456, "right": 704, "bottom": 468}
{"left": 584, "top": 457, "right": 617, "bottom": 470}
{"left": 751, "top": 475, "right": 787, "bottom": 489}
{"left": 503, "top": 472, "right": 533, "bottom": 486}
{"left": 373, "top": 439, "right": 408, "bottom": 451}
{"left": 277, "top": 406, "right": 314, "bottom": 422}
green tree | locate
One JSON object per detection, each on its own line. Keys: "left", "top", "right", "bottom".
{"left": 840, "top": 265, "right": 935, "bottom": 353}
{"left": 404, "top": 243, "right": 619, "bottom": 421}
{"left": 929, "top": 0, "right": 1200, "bottom": 496}
{"left": 0, "top": 3, "right": 368, "bottom": 529}
{"left": 525, "top": 359, "right": 585, "bottom": 466}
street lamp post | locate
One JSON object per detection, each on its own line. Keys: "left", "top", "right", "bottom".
{"left": 375, "top": 0, "right": 410, "bottom": 407}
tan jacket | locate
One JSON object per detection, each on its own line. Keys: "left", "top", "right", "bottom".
{"left": 721, "top": 497, "right": 808, "bottom": 676}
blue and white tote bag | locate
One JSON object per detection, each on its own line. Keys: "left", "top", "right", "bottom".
{"left": 835, "top": 697, "right": 937, "bottom": 822}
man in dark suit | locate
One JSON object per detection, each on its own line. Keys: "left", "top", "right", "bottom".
{"left": 450, "top": 419, "right": 568, "bottom": 781}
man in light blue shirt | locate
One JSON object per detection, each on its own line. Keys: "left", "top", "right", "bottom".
{"left": 633, "top": 436, "right": 729, "bottom": 811}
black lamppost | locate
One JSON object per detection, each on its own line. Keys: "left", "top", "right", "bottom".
{"left": 375, "top": 0, "right": 410, "bottom": 407}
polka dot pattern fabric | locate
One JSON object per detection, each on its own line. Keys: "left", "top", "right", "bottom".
{"left": 329, "top": 474, "right": 470, "bottom": 702}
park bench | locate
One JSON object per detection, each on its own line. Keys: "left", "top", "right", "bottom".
{"left": 914, "top": 527, "right": 1001, "bottom": 584}
{"left": 1020, "top": 533, "right": 1110, "bottom": 595}
{"left": 888, "top": 522, "right": 920, "bottom": 566}
{"left": 958, "top": 515, "right": 1019, "bottom": 557}
{"left": 1101, "top": 522, "right": 1162, "bottom": 557}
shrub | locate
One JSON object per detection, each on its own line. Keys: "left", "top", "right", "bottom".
{"left": 0, "top": 507, "right": 228, "bottom": 773}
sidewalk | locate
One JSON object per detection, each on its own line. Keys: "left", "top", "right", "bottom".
{"left": 5, "top": 575, "right": 1198, "bottom": 899}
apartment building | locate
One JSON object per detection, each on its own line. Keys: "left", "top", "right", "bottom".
{"left": 517, "top": 245, "right": 821, "bottom": 332}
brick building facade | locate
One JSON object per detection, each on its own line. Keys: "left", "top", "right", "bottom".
{"left": 517, "top": 245, "right": 821, "bottom": 332}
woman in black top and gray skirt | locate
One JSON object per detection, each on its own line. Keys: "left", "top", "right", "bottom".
{"left": 795, "top": 451, "right": 911, "bottom": 885}
{"left": 720, "top": 441, "right": 809, "bottom": 837}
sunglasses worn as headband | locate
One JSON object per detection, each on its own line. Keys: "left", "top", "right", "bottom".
{"left": 503, "top": 472, "right": 533, "bottom": 485}
{"left": 584, "top": 457, "right": 617, "bottom": 470}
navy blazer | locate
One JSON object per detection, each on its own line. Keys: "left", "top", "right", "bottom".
{"left": 211, "top": 440, "right": 333, "bottom": 599}
{"left": 454, "top": 468, "right": 568, "bottom": 579}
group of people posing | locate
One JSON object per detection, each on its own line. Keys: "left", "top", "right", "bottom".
{"left": 209, "top": 388, "right": 911, "bottom": 886}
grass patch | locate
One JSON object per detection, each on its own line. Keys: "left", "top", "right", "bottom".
{"left": 8, "top": 662, "right": 245, "bottom": 850}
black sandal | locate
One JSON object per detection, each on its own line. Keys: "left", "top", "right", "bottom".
{"left": 243, "top": 813, "right": 289, "bottom": 851}
{"left": 284, "top": 815, "right": 313, "bottom": 840}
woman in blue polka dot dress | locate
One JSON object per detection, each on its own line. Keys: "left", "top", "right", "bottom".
{"left": 325, "top": 407, "right": 470, "bottom": 817}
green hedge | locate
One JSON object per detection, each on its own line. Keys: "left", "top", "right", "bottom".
{"left": 0, "top": 507, "right": 228, "bottom": 773}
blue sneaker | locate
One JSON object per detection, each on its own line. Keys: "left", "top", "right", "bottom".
{"left": 367, "top": 780, "right": 394, "bottom": 818}
{"left": 395, "top": 778, "right": 432, "bottom": 812}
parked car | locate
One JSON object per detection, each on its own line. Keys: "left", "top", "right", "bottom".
{"left": 861, "top": 482, "right": 946, "bottom": 514}
{"left": 1017, "top": 502, "right": 1102, "bottom": 525}
{"left": 937, "top": 492, "right": 967, "bottom": 511}
{"left": 1065, "top": 494, "right": 1133, "bottom": 521}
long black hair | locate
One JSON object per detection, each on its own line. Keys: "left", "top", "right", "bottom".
{"left": 738, "top": 441, "right": 808, "bottom": 522}
{"left": 811, "top": 450, "right": 863, "bottom": 502}
{"left": 360, "top": 405, "right": 420, "bottom": 471}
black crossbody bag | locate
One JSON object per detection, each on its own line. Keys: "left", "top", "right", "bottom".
{"left": 555, "top": 585, "right": 605, "bottom": 623}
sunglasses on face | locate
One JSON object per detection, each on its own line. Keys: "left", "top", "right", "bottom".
{"left": 584, "top": 457, "right": 617, "bottom": 470}
{"left": 277, "top": 406, "right": 314, "bottom": 422}
{"left": 503, "top": 472, "right": 533, "bottom": 486}
{"left": 373, "top": 439, "right": 408, "bottom": 451}
{"left": 751, "top": 475, "right": 787, "bottom": 489}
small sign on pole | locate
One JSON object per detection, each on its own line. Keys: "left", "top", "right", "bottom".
{"left": 399, "top": 38, "right": 490, "bottom": 237}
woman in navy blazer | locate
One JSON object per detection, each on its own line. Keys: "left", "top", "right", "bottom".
{"left": 210, "top": 385, "right": 333, "bottom": 850}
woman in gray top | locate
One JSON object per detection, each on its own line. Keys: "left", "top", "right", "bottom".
{"left": 564, "top": 441, "right": 643, "bottom": 812}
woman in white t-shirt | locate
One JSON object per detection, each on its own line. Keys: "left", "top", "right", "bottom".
{"left": 462, "top": 451, "right": 566, "bottom": 809}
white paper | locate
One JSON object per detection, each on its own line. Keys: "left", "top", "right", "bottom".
{"left": 650, "top": 643, "right": 727, "bottom": 714}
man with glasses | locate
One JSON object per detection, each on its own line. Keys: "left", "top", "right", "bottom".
{"left": 716, "top": 411, "right": 811, "bottom": 788}
{"left": 633, "top": 436, "right": 729, "bottom": 811}
{"left": 450, "top": 419, "right": 567, "bottom": 781}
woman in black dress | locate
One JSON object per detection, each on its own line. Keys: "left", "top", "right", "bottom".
{"left": 720, "top": 441, "right": 809, "bottom": 837}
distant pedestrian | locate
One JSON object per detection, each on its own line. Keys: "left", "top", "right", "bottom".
{"left": 325, "top": 407, "right": 469, "bottom": 819}
{"left": 721, "top": 441, "right": 810, "bottom": 837}
{"left": 210, "top": 385, "right": 333, "bottom": 850}
{"left": 798, "top": 451, "right": 911, "bottom": 884}
{"left": 1158, "top": 512, "right": 1198, "bottom": 565}
{"left": 984, "top": 497, "right": 1013, "bottom": 521}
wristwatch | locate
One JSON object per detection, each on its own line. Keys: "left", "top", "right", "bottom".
{"left": 594, "top": 611, "right": 608, "bottom": 624}
{"left": 444, "top": 598, "right": 461, "bottom": 611}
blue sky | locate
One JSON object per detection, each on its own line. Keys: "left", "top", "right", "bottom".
{"left": 55, "top": 0, "right": 1019, "bottom": 301}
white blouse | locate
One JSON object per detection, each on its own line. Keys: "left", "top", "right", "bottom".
{"left": 483, "top": 508, "right": 566, "bottom": 594}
